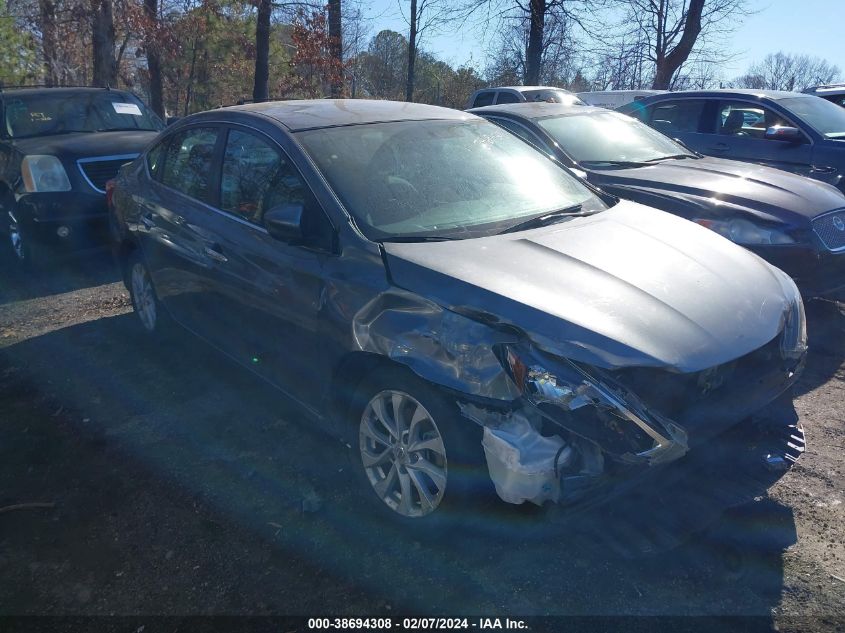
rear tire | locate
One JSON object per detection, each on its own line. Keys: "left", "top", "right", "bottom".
{"left": 126, "top": 250, "right": 167, "bottom": 335}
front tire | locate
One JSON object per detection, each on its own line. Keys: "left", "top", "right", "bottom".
{"left": 7, "top": 210, "right": 45, "bottom": 270}
{"left": 350, "top": 368, "right": 488, "bottom": 527}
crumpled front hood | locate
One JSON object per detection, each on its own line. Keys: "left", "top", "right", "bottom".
{"left": 589, "top": 156, "right": 845, "bottom": 224}
{"left": 383, "top": 201, "right": 796, "bottom": 373}
{"left": 12, "top": 130, "right": 159, "bottom": 160}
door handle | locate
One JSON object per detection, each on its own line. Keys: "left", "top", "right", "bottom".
{"left": 707, "top": 143, "right": 730, "bottom": 153}
{"left": 204, "top": 243, "right": 228, "bottom": 263}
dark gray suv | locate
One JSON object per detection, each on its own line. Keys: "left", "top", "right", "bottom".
{"left": 619, "top": 90, "right": 845, "bottom": 193}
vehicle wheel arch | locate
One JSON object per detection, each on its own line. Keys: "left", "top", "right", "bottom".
{"left": 327, "top": 352, "right": 472, "bottom": 444}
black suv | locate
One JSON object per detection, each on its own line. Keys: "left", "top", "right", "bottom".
{"left": 0, "top": 86, "right": 163, "bottom": 268}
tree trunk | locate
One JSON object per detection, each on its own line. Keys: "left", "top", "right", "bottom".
{"left": 405, "top": 0, "right": 417, "bottom": 102}
{"left": 39, "top": 0, "right": 59, "bottom": 86}
{"left": 525, "top": 0, "right": 545, "bottom": 85}
{"left": 91, "top": 0, "right": 117, "bottom": 87}
{"left": 328, "top": 0, "right": 343, "bottom": 97}
{"left": 651, "top": 0, "right": 705, "bottom": 90}
{"left": 252, "top": 0, "right": 271, "bottom": 102}
{"left": 143, "top": 0, "right": 164, "bottom": 117}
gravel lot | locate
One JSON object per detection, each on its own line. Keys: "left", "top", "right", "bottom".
{"left": 0, "top": 251, "right": 843, "bottom": 630}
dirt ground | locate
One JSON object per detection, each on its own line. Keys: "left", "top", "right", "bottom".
{"left": 0, "top": 251, "right": 843, "bottom": 630}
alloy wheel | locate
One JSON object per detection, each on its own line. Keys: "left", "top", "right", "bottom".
{"left": 359, "top": 390, "right": 448, "bottom": 518}
{"left": 131, "top": 262, "right": 157, "bottom": 332}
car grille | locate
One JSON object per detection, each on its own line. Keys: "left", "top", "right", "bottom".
{"left": 812, "top": 209, "right": 845, "bottom": 251}
{"left": 78, "top": 155, "right": 138, "bottom": 193}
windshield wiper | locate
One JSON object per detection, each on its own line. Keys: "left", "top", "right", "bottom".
{"left": 379, "top": 235, "right": 461, "bottom": 243}
{"left": 644, "top": 153, "right": 698, "bottom": 162}
{"left": 95, "top": 127, "right": 158, "bottom": 132}
{"left": 12, "top": 129, "right": 95, "bottom": 139}
{"left": 580, "top": 160, "right": 649, "bottom": 168}
{"left": 497, "top": 204, "right": 585, "bottom": 234}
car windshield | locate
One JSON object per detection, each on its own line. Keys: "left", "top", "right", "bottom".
{"left": 779, "top": 96, "right": 845, "bottom": 138}
{"left": 296, "top": 119, "right": 605, "bottom": 240}
{"left": 3, "top": 92, "right": 164, "bottom": 138}
{"left": 537, "top": 111, "right": 693, "bottom": 164}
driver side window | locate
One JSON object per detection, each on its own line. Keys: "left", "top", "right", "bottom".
{"left": 718, "top": 101, "right": 803, "bottom": 141}
{"left": 220, "top": 129, "right": 299, "bottom": 224}
{"left": 220, "top": 128, "right": 334, "bottom": 249}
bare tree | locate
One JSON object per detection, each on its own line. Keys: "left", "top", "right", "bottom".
{"left": 605, "top": 0, "right": 749, "bottom": 90}
{"left": 327, "top": 0, "right": 341, "bottom": 96}
{"left": 252, "top": 0, "right": 271, "bottom": 100}
{"left": 458, "top": 0, "right": 596, "bottom": 87}
{"left": 401, "top": 0, "right": 447, "bottom": 101}
{"left": 733, "top": 51, "right": 842, "bottom": 92}
{"left": 143, "top": 0, "right": 163, "bottom": 115}
{"left": 90, "top": 0, "right": 117, "bottom": 86}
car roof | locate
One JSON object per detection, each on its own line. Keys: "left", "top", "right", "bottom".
{"left": 479, "top": 86, "right": 572, "bottom": 93}
{"left": 804, "top": 84, "right": 845, "bottom": 95}
{"left": 639, "top": 89, "right": 811, "bottom": 102}
{"left": 215, "top": 99, "right": 473, "bottom": 131}
{"left": 469, "top": 102, "right": 608, "bottom": 119}
{"left": 0, "top": 86, "right": 131, "bottom": 97}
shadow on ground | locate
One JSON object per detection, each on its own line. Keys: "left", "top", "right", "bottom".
{"left": 0, "top": 310, "right": 802, "bottom": 623}
{"left": 0, "top": 250, "right": 120, "bottom": 305}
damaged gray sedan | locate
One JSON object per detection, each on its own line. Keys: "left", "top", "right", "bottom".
{"left": 108, "top": 100, "right": 807, "bottom": 523}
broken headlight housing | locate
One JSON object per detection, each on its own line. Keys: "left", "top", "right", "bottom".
{"left": 781, "top": 294, "right": 807, "bottom": 362}
{"left": 499, "top": 346, "right": 688, "bottom": 465}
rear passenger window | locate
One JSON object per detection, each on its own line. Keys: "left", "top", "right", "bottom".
{"left": 649, "top": 100, "right": 706, "bottom": 135}
{"left": 472, "top": 91, "right": 495, "bottom": 108}
{"left": 495, "top": 92, "right": 520, "bottom": 104}
{"left": 160, "top": 127, "right": 219, "bottom": 203}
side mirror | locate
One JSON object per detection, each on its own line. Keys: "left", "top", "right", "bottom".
{"left": 765, "top": 126, "right": 804, "bottom": 143}
{"left": 166, "top": 116, "right": 181, "bottom": 126}
{"left": 264, "top": 203, "right": 303, "bottom": 242}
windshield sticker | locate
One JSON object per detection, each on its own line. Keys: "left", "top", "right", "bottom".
{"left": 112, "top": 102, "right": 143, "bottom": 116}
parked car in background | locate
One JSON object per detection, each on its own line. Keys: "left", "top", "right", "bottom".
{"left": 466, "top": 86, "right": 584, "bottom": 109}
{"left": 0, "top": 86, "right": 163, "bottom": 269}
{"left": 472, "top": 102, "right": 845, "bottom": 299}
{"left": 803, "top": 84, "right": 845, "bottom": 108}
{"left": 110, "top": 99, "right": 805, "bottom": 527}
{"left": 618, "top": 89, "right": 845, "bottom": 193}
{"left": 576, "top": 89, "right": 666, "bottom": 109}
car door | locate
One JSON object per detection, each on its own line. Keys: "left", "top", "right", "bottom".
{"left": 134, "top": 125, "right": 224, "bottom": 328}
{"left": 644, "top": 98, "right": 713, "bottom": 152}
{"left": 182, "top": 125, "right": 335, "bottom": 411}
{"left": 708, "top": 100, "right": 814, "bottom": 176}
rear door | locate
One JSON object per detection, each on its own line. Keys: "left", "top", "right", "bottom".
{"left": 709, "top": 99, "right": 814, "bottom": 176}
{"left": 134, "top": 125, "right": 224, "bottom": 328}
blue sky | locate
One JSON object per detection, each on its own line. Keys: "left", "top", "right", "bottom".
{"left": 361, "top": 0, "right": 844, "bottom": 82}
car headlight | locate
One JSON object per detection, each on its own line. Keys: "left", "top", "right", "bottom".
{"left": 21, "top": 155, "right": 71, "bottom": 192}
{"left": 500, "top": 346, "right": 688, "bottom": 465}
{"left": 694, "top": 218, "right": 795, "bottom": 245}
{"left": 781, "top": 295, "right": 808, "bottom": 362}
